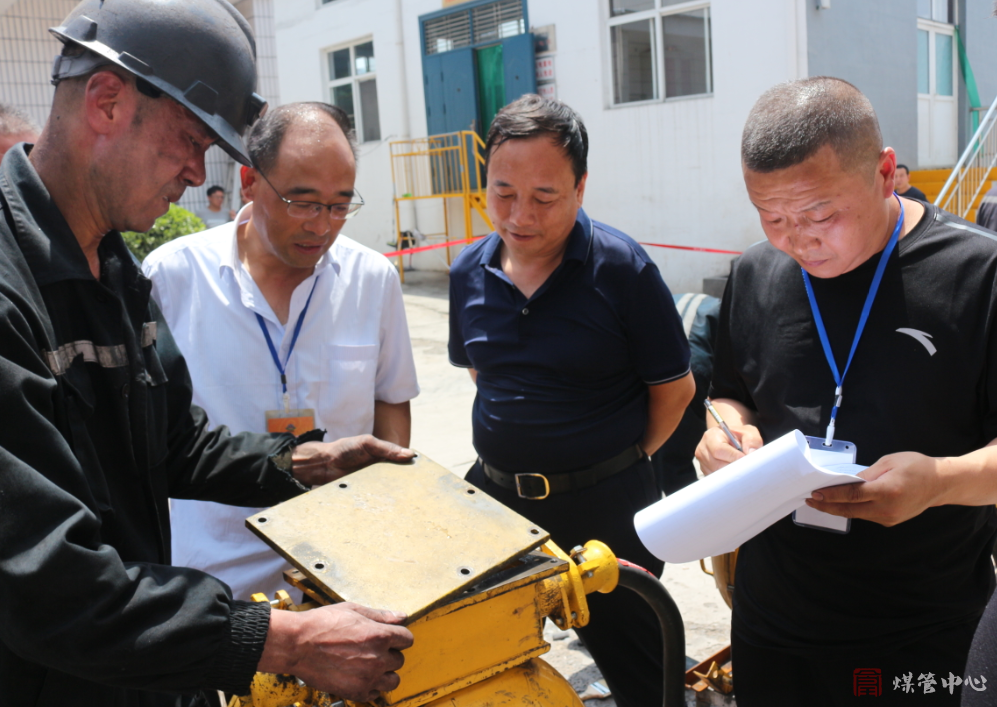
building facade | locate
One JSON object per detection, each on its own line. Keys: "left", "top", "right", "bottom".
{"left": 2, "top": 1, "right": 995, "bottom": 290}
{"left": 274, "top": 0, "right": 997, "bottom": 292}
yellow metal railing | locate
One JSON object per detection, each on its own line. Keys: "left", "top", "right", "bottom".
{"left": 389, "top": 131, "right": 493, "bottom": 282}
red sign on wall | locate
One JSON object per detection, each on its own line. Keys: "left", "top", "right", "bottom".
{"left": 536, "top": 56, "right": 555, "bottom": 82}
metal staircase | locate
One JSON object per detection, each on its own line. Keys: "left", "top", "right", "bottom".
{"left": 935, "top": 93, "right": 997, "bottom": 219}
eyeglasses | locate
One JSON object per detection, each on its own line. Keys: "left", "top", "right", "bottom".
{"left": 255, "top": 169, "right": 364, "bottom": 220}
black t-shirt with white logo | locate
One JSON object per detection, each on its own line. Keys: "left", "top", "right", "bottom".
{"left": 711, "top": 202, "right": 997, "bottom": 656}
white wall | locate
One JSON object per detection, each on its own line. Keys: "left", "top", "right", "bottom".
{"left": 276, "top": 0, "right": 421, "bottom": 263}
{"left": 275, "top": 0, "right": 810, "bottom": 291}
{"left": 527, "top": 0, "right": 809, "bottom": 291}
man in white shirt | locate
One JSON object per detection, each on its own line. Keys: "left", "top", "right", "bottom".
{"left": 144, "top": 102, "right": 419, "bottom": 601}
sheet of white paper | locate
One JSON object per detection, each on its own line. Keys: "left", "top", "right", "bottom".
{"left": 634, "top": 430, "right": 866, "bottom": 563}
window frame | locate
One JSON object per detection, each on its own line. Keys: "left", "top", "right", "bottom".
{"left": 916, "top": 0, "right": 955, "bottom": 24}
{"left": 322, "top": 36, "right": 381, "bottom": 143}
{"left": 606, "top": 0, "right": 713, "bottom": 108}
{"left": 419, "top": 0, "right": 529, "bottom": 57}
{"left": 916, "top": 18, "right": 956, "bottom": 99}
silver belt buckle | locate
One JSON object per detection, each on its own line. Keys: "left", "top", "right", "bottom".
{"left": 515, "top": 473, "right": 550, "bottom": 500}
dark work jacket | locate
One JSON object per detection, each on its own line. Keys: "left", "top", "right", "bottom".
{"left": 0, "top": 145, "right": 311, "bottom": 706}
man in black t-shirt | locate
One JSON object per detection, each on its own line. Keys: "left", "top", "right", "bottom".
{"left": 895, "top": 163, "right": 928, "bottom": 202}
{"left": 696, "top": 77, "right": 997, "bottom": 706}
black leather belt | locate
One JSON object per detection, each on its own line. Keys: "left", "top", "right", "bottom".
{"left": 481, "top": 444, "right": 647, "bottom": 500}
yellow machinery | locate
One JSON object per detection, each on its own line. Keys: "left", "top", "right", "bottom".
{"left": 229, "top": 453, "right": 687, "bottom": 707}
{"left": 389, "top": 131, "right": 494, "bottom": 283}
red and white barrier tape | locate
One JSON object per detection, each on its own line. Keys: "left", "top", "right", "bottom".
{"left": 638, "top": 242, "right": 743, "bottom": 255}
{"left": 383, "top": 236, "right": 485, "bottom": 258}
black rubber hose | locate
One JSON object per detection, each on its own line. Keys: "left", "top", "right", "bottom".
{"left": 615, "top": 559, "right": 686, "bottom": 707}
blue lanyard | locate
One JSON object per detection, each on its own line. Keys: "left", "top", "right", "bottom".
{"left": 801, "top": 194, "right": 904, "bottom": 446}
{"left": 255, "top": 277, "right": 319, "bottom": 412}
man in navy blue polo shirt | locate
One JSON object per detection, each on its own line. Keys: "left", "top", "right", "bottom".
{"left": 448, "top": 94, "right": 694, "bottom": 707}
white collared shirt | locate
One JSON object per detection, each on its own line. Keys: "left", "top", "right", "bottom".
{"left": 143, "top": 203, "right": 419, "bottom": 599}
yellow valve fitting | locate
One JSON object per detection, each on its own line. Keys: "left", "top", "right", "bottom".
{"left": 539, "top": 539, "right": 619, "bottom": 630}
{"left": 540, "top": 541, "right": 589, "bottom": 629}
{"left": 574, "top": 540, "right": 619, "bottom": 595}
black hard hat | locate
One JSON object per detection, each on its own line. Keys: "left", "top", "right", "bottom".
{"left": 50, "top": 0, "right": 267, "bottom": 166}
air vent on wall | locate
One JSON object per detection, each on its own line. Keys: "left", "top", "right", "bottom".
{"left": 424, "top": 11, "right": 472, "bottom": 55}
{"left": 472, "top": 0, "right": 524, "bottom": 44}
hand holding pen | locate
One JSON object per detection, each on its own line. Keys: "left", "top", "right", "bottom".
{"left": 696, "top": 399, "right": 765, "bottom": 474}
{"left": 704, "top": 399, "right": 743, "bottom": 452}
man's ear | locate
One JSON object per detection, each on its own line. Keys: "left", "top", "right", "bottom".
{"left": 575, "top": 172, "right": 588, "bottom": 206}
{"left": 240, "top": 165, "right": 259, "bottom": 201}
{"left": 83, "top": 70, "right": 134, "bottom": 137}
{"left": 877, "top": 147, "right": 897, "bottom": 199}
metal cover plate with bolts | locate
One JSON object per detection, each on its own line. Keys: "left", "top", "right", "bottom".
{"left": 246, "top": 452, "right": 550, "bottom": 622}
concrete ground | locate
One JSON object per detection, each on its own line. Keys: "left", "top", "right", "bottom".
{"left": 401, "top": 271, "right": 732, "bottom": 705}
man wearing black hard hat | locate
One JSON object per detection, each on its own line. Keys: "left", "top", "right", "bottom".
{"left": 0, "top": 1, "right": 413, "bottom": 705}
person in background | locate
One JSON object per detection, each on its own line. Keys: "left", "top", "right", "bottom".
{"left": 448, "top": 94, "right": 695, "bottom": 707}
{"left": 196, "top": 184, "right": 236, "bottom": 229}
{"left": 0, "top": 102, "right": 40, "bottom": 159}
{"left": 144, "top": 102, "right": 419, "bottom": 603}
{"left": 975, "top": 181, "right": 997, "bottom": 233}
{"left": 894, "top": 163, "right": 927, "bottom": 201}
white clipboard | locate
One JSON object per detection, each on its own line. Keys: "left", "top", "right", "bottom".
{"left": 792, "top": 437, "right": 858, "bottom": 534}
{"left": 633, "top": 430, "right": 866, "bottom": 563}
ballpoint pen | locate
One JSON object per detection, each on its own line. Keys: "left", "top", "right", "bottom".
{"left": 704, "top": 399, "right": 744, "bottom": 453}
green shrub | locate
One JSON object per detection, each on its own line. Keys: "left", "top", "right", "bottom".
{"left": 121, "top": 204, "right": 205, "bottom": 261}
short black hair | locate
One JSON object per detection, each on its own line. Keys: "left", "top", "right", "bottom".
{"left": 896, "top": 164, "right": 909, "bottom": 173}
{"left": 247, "top": 102, "right": 358, "bottom": 174}
{"left": 741, "top": 77, "right": 882, "bottom": 174}
{"left": 485, "top": 94, "right": 588, "bottom": 185}
{"left": 206, "top": 185, "right": 225, "bottom": 197}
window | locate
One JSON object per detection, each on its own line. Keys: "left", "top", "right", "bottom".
{"left": 916, "top": 17, "right": 957, "bottom": 168}
{"left": 917, "top": 0, "right": 953, "bottom": 23}
{"left": 423, "top": 0, "right": 524, "bottom": 55}
{"left": 935, "top": 33, "right": 953, "bottom": 97}
{"left": 325, "top": 40, "right": 381, "bottom": 142}
{"left": 917, "top": 25, "right": 955, "bottom": 98}
{"left": 472, "top": 0, "right": 525, "bottom": 43}
{"left": 608, "top": 0, "right": 712, "bottom": 105}
{"left": 424, "top": 12, "right": 472, "bottom": 55}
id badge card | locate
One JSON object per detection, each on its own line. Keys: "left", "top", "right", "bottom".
{"left": 792, "top": 436, "right": 857, "bottom": 534}
{"left": 265, "top": 409, "right": 315, "bottom": 436}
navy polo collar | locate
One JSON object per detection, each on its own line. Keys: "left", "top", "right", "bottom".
{"left": 479, "top": 207, "right": 594, "bottom": 269}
